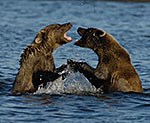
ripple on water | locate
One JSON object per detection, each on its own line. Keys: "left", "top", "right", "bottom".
{"left": 0, "top": 1, "right": 150, "bottom": 123}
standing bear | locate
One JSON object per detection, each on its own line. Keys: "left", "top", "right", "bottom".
{"left": 11, "top": 23, "right": 72, "bottom": 95}
{"left": 74, "top": 27, "right": 143, "bottom": 93}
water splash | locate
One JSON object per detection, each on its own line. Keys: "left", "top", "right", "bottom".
{"left": 35, "top": 64, "right": 103, "bottom": 95}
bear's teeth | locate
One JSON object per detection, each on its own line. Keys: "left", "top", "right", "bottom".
{"left": 64, "top": 33, "right": 72, "bottom": 41}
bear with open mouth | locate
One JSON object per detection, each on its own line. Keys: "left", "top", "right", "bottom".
{"left": 11, "top": 23, "right": 72, "bottom": 95}
{"left": 73, "top": 27, "right": 143, "bottom": 93}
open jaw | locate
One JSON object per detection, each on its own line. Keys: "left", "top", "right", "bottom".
{"left": 74, "top": 33, "right": 81, "bottom": 46}
{"left": 74, "top": 39, "right": 83, "bottom": 47}
{"left": 74, "top": 37, "right": 85, "bottom": 47}
{"left": 74, "top": 27, "right": 82, "bottom": 46}
{"left": 64, "top": 32, "right": 72, "bottom": 42}
{"left": 62, "top": 23, "right": 73, "bottom": 42}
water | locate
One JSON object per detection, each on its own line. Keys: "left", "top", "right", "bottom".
{"left": 35, "top": 64, "right": 103, "bottom": 95}
{"left": 0, "top": 0, "right": 150, "bottom": 122}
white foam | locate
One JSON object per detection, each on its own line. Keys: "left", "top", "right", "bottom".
{"left": 34, "top": 76, "right": 64, "bottom": 94}
{"left": 35, "top": 64, "right": 103, "bottom": 95}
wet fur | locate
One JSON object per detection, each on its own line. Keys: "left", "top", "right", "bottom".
{"left": 11, "top": 23, "right": 72, "bottom": 94}
{"left": 74, "top": 27, "right": 143, "bottom": 93}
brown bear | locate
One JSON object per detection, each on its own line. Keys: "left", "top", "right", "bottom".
{"left": 74, "top": 27, "right": 143, "bottom": 93}
{"left": 11, "top": 23, "right": 72, "bottom": 95}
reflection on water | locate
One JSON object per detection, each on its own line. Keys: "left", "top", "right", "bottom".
{"left": 0, "top": 0, "right": 150, "bottom": 123}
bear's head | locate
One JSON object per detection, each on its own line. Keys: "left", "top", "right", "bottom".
{"left": 75, "top": 27, "right": 130, "bottom": 63}
{"left": 75, "top": 27, "right": 109, "bottom": 51}
{"left": 34, "top": 22, "right": 72, "bottom": 50}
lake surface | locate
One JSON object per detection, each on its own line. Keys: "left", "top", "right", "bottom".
{"left": 0, "top": 0, "right": 150, "bottom": 122}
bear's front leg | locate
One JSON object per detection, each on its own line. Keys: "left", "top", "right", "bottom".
{"left": 67, "top": 60, "right": 106, "bottom": 89}
{"left": 67, "top": 59, "right": 95, "bottom": 75}
{"left": 75, "top": 61, "right": 95, "bottom": 74}
{"left": 55, "top": 64, "right": 68, "bottom": 73}
{"left": 32, "top": 71, "right": 61, "bottom": 88}
{"left": 77, "top": 62, "right": 107, "bottom": 89}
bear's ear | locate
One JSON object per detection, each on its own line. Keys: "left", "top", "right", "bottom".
{"left": 77, "top": 27, "right": 86, "bottom": 36}
{"left": 35, "top": 30, "right": 46, "bottom": 44}
{"left": 93, "top": 30, "right": 106, "bottom": 38}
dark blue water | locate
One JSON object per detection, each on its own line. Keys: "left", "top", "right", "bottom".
{"left": 0, "top": 0, "right": 150, "bottom": 122}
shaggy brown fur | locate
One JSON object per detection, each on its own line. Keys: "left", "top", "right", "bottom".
{"left": 74, "top": 27, "right": 143, "bottom": 93}
{"left": 11, "top": 23, "right": 72, "bottom": 95}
